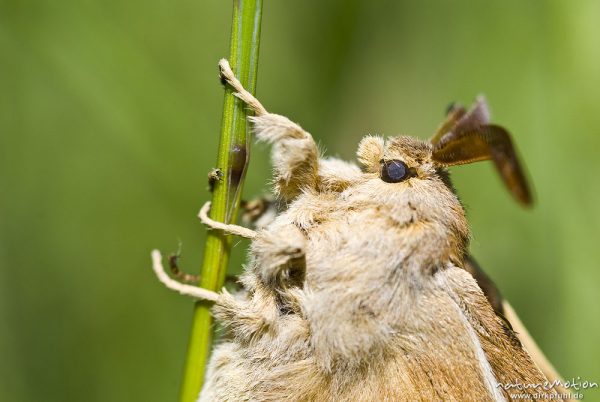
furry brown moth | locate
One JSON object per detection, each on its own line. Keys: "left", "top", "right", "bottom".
{"left": 152, "top": 59, "right": 566, "bottom": 401}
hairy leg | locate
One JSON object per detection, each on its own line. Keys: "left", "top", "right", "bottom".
{"left": 151, "top": 250, "right": 219, "bottom": 301}
{"left": 219, "top": 59, "right": 320, "bottom": 201}
{"left": 151, "top": 60, "right": 315, "bottom": 336}
{"left": 198, "top": 201, "right": 257, "bottom": 239}
{"left": 152, "top": 250, "right": 278, "bottom": 340}
{"left": 251, "top": 223, "right": 307, "bottom": 289}
{"left": 241, "top": 197, "right": 280, "bottom": 229}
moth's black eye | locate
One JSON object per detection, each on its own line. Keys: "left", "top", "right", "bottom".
{"left": 381, "top": 160, "right": 410, "bottom": 183}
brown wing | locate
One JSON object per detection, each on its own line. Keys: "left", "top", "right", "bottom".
{"left": 462, "top": 254, "right": 504, "bottom": 316}
{"left": 462, "top": 256, "right": 570, "bottom": 398}
{"left": 502, "top": 300, "right": 570, "bottom": 397}
{"left": 442, "top": 267, "right": 565, "bottom": 401}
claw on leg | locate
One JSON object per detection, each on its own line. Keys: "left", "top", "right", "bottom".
{"left": 219, "top": 59, "right": 267, "bottom": 116}
{"left": 198, "top": 201, "right": 258, "bottom": 239}
{"left": 151, "top": 250, "right": 219, "bottom": 302}
{"left": 168, "top": 251, "right": 240, "bottom": 286}
{"left": 168, "top": 253, "right": 200, "bottom": 283}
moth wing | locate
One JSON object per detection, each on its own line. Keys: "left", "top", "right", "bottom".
{"left": 462, "top": 255, "right": 568, "bottom": 395}
{"left": 502, "top": 300, "right": 569, "bottom": 395}
{"left": 440, "top": 266, "right": 565, "bottom": 401}
{"left": 462, "top": 254, "right": 505, "bottom": 315}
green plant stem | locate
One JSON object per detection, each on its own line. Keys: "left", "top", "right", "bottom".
{"left": 178, "top": 1, "right": 262, "bottom": 401}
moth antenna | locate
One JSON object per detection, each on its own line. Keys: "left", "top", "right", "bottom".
{"left": 432, "top": 124, "right": 532, "bottom": 206}
{"left": 454, "top": 95, "right": 490, "bottom": 134}
{"left": 430, "top": 104, "right": 466, "bottom": 145}
{"left": 431, "top": 97, "right": 532, "bottom": 206}
{"left": 430, "top": 96, "right": 490, "bottom": 146}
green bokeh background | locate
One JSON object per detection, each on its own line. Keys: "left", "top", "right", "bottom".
{"left": 1, "top": 1, "right": 599, "bottom": 401}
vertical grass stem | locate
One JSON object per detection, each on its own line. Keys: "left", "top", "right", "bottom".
{"left": 178, "top": 1, "right": 262, "bottom": 401}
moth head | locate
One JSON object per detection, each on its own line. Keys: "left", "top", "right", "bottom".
{"left": 356, "top": 96, "right": 532, "bottom": 207}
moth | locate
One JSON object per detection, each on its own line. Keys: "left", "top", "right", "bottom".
{"left": 152, "top": 59, "right": 565, "bottom": 401}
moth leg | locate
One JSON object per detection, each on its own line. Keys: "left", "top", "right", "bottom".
{"left": 168, "top": 253, "right": 199, "bottom": 283}
{"left": 240, "top": 197, "right": 280, "bottom": 229}
{"left": 153, "top": 250, "right": 273, "bottom": 337}
{"left": 218, "top": 59, "right": 267, "bottom": 116}
{"left": 151, "top": 250, "right": 219, "bottom": 301}
{"left": 198, "top": 201, "right": 257, "bottom": 239}
{"left": 252, "top": 114, "right": 319, "bottom": 200}
{"left": 252, "top": 224, "right": 306, "bottom": 291}
{"left": 249, "top": 225, "right": 307, "bottom": 318}
{"left": 219, "top": 59, "right": 319, "bottom": 200}
{"left": 317, "top": 157, "right": 363, "bottom": 193}
{"left": 213, "top": 279, "right": 280, "bottom": 341}
{"left": 168, "top": 252, "right": 239, "bottom": 286}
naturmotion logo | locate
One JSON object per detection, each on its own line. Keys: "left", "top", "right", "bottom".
{"left": 496, "top": 377, "right": 598, "bottom": 400}
{"left": 495, "top": 377, "right": 598, "bottom": 392}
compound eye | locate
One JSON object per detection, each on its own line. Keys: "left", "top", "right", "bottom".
{"left": 381, "top": 159, "right": 410, "bottom": 183}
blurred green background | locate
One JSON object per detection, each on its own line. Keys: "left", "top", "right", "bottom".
{"left": 1, "top": 0, "right": 599, "bottom": 400}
